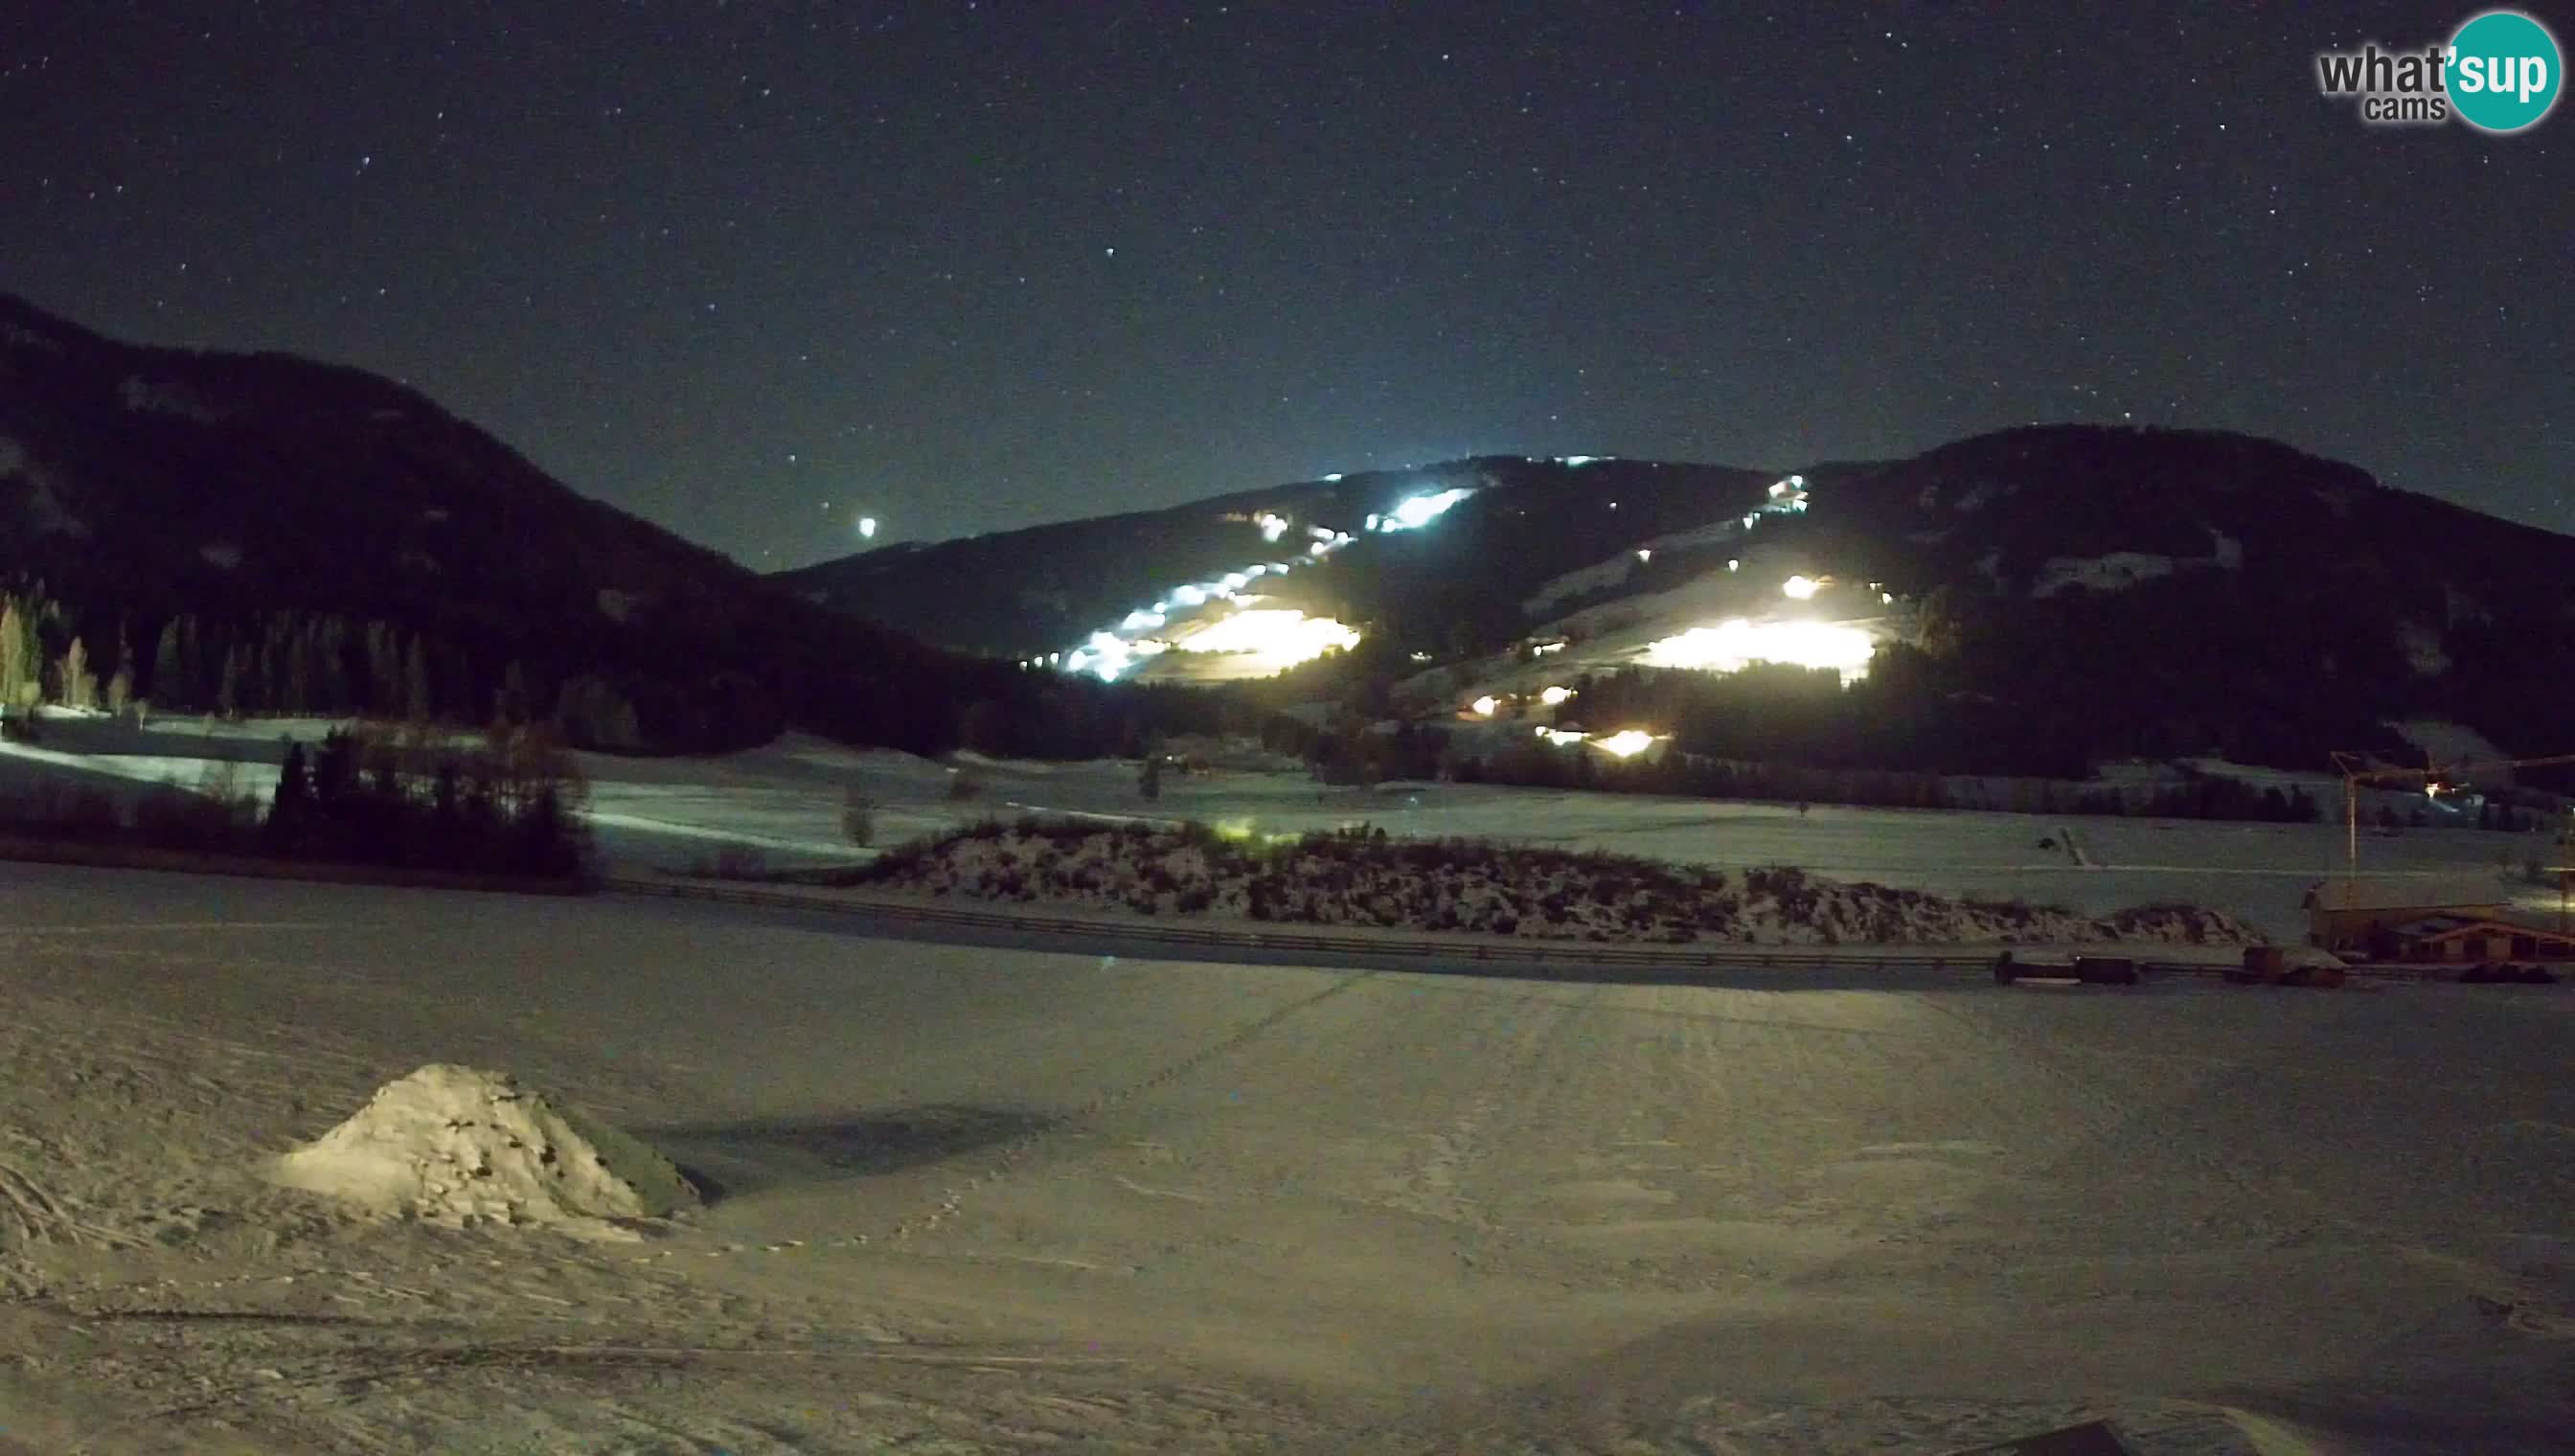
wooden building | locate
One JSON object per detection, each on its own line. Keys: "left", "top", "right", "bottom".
{"left": 2302, "top": 876, "right": 2508, "bottom": 952}
{"left": 2369, "top": 914, "right": 2575, "bottom": 964}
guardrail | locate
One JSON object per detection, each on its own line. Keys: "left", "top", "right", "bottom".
{"left": 603, "top": 875, "right": 2219, "bottom": 975}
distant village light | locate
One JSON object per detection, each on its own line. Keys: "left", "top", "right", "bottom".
{"left": 857, "top": 516, "right": 877, "bottom": 539}
{"left": 1471, "top": 694, "right": 1498, "bottom": 716}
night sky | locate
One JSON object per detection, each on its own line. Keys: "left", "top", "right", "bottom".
{"left": 8, "top": 2, "right": 2570, "bottom": 568}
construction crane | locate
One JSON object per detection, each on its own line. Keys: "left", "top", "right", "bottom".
{"left": 2329, "top": 747, "right": 2575, "bottom": 876}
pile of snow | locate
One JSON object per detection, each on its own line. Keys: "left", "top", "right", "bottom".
{"left": 867, "top": 822, "right": 2265, "bottom": 947}
{"left": 269, "top": 1064, "right": 698, "bottom": 1239}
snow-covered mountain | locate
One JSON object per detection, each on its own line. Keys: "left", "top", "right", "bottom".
{"left": 787, "top": 425, "right": 2575, "bottom": 779}
{"left": 0, "top": 293, "right": 1018, "bottom": 753}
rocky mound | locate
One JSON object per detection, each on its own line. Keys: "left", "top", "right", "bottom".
{"left": 861, "top": 820, "right": 2266, "bottom": 946}
{"left": 269, "top": 1064, "right": 698, "bottom": 1239}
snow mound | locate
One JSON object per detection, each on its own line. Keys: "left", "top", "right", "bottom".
{"left": 270, "top": 1064, "right": 698, "bottom": 1239}
{"left": 866, "top": 822, "right": 2267, "bottom": 948}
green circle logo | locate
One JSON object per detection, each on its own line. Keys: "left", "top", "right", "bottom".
{"left": 2448, "top": 10, "right": 2562, "bottom": 132}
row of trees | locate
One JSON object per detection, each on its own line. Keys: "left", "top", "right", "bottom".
{"left": 0, "top": 589, "right": 112, "bottom": 723}
{"left": 0, "top": 719, "right": 593, "bottom": 881}
{"left": 262, "top": 722, "right": 591, "bottom": 879}
{"left": 0, "top": 581, "right": 751, "bottom": 753}
{"left": 1451, "top": 736, "right": 2328, "bottom": 824}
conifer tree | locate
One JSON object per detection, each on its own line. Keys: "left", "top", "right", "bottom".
{"left": 403, "top": 635, "right": 433, "bottom": 721}
{"left": 60, "top": 636, "right": 96, "bottom": 711}
{"left": 0, "top": 598, "right": 30, "bottom": 709}
{"left": 152, "top": 618, "right": 187, "bottom": 705}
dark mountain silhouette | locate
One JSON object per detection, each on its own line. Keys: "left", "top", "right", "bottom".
{"left": 774, "top": 455, "right": 1779, "bottom": 659}
{"left": 784, "top": 427, "right": 2575, "bottom": 780}
{"left": 0, "top": 293, "right": 1025, "bottom": 754}
{"left": 11, "top": 290, "right": 2564, "bottom": 780}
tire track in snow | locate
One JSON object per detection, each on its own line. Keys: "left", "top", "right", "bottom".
{"left": 0, "top": 1156, "right": 147, "bottom": 1251}
{"left": 1901, "top": 990, "right": 2363, "bottom": 1254}
{"left": 1366, "top": 982, "right": 1608, "bottom": 1234}
{"left": 675, "top": 967, "right": 1385, "bottom": 1261}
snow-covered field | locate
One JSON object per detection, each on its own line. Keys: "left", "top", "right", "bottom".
{"left": 1, "top": 862, "right": 2569, "bottom": 1453}
{"left": 7, "top": 714, "right": 2555, "bottom": 943}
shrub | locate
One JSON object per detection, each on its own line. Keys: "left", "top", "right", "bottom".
{"left": 711, "top": 844, "right": 768, "bottom": 878}
{"left": 842, "top": 786, "right": 876, "bottom": 848}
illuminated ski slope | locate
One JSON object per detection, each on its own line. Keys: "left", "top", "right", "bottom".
{"left": 1047, "top": 467, "right": 1870, "bottom": 688}
{"left": 1056, "top": 484, "right": 1474, "bottom": 681}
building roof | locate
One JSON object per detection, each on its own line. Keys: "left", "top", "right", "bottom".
{"left": 2385, "top": 916, "right": 2575, "bottom": 946}
{"left": 2305, "top": 876, "right": 2510, "bottom": 912}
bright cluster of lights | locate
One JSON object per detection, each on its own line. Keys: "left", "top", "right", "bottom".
{"left": 1782, "top": 575, "right": 1820, "bottom": 601}
{"left": 1535, "top": 725, "right": 1658, "bottom": 756}
{"left": 1063, "top": 631, "right": 1170, "bottom": 681}
{"left": 1643, "top": 619, "right": 1878, "bottom": 680}
{"left": 1538, "top": 685, "right": 1575, "bottom": 706}
{"left": 1168, "top": 608, "right": 1360, "bottom": 667}
{"left": 1736, "top": 475, "right": 1810, "bottom": 535}
{"left": 1365, "top": 488, "right": 1475, "bottom": 534}
{"left": 1056, "top": 484, "right": 1477, "bottom": 681}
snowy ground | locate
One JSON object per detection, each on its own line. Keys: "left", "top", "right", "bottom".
{"left": 1, "top": 861, "right": 2570, "bottom": 1453}
{"left": 7, "top": 715, "right": 2556, "bottom": 942}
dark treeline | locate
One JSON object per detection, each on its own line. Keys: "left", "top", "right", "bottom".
{"left": 0, "top": 720, "right": 594, "bottom": 881}
{"left": 262, "top": 723, "right": 591, "bottom": 879}
{"left": 1556, "top": 642, "right": 2405, "bottom": 785}
{"left": 0, "top": 579, "right": 1246, "bottom": 761}
{"left": 1451, "top": 735, "right": 2325, "bottom": 825}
